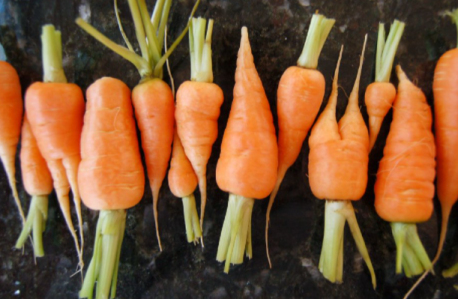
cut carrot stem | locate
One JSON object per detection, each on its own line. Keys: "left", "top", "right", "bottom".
{"left": 443, "top": 262, "right": 458, "bottom": 278}
{"left": 375, "top": 20, "right": 405, "bottom": 83}
{"left": 182, "top": 194, "right": 202, "bottom": 243}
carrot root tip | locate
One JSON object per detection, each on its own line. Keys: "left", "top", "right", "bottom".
{"left": 216, "top": 194, "right": 254, "bottom": 273}
{"left": 79, "top": 209, "right": 126, "bottom": 299}
{"left": 182, "top": 194, "right": 202, "bottom": 244}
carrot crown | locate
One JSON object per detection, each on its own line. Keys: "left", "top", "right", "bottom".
{"left": 41, "top": 25, "right": 67, "bottom": 83}
{"left": 76, "top": 0, "right": 200, "bottom": 80}
{"left": 297, "top": 13, "right": 335, "bottom": 69}
{"left": 189, "top": 17, "right": 214, "bottom": 83}
{"left": 375, "top": 20, "right": 405, "bottom": 82}
{"left": 446, "top": 8, "right": 458, "bottom": 48}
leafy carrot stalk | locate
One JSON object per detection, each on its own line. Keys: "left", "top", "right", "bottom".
{"left": 215, "top": 27, "right": 278, "bottom": 274}
{"left": 0, "top": 61, "right": 25, "bottom": 224}
{"left": 78, "top": 77, "right": 145, "bottom": 299}
{"left": 15, "top": 116, "right": 53, "bottom": 257}
{"left": 76, "top": 0, "right": 199, "bottom": 251}
{"left": 365, "top": 20, "right": 405, "bottom": 150}
{"left": 265, "top": 12, "right": 335, "bottom": 268}
{"left": 168, "top": 130, "right": 201, "bottom": 243}
{"left": 176, "top": 17, "right": 223, "bottom": 242}
{"left": 308, "top": 36, "right": 376, "bottom": 288}
{"left": 374, "top": 65, "right": 435, "bottom": 278}
{"left": 25, "top": 25, "right": 84, "bottom": 269}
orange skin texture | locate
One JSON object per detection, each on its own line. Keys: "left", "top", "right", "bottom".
{"left": 20, "top": 116, "right": 53, "bottom": 196}
{"left": 168, "top": 130, "right": 198, "bottom": 198}
{"left": 78, "top": 77, "right": 145, "bottom": 210}
{"left": 374, "top": 67, "right": 436, "bottom": 223}
{"left": 365, "top": 82, "right": 397, "bottom": 150}
{"left": 216, "top": 27, "right": 278, "bottom": 199}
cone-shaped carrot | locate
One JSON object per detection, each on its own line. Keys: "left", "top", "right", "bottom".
{"left": 168, "top": 130, "right": 201, "bottom": 243}
{"left": 374, "top": 66, "right": 435, "bottom": 278}
{"left": 0, "top": 61, "right": 25, "bottom": 224}
{"left": 365, "top": 20, "right": 405, "bottom": 150}
{"left": 215, "top": 27, "right": 278, "bottom": 274}
{"left": 265, "top": 13, "right": 335, "bottom": 268}
{"left": 176, "top": 18, "right": 223, "bottom": 242}
{"left": 78, "top": 77, "right": 145, "bottom": 299}
{"left": 76, "top": 0, "right": 199, "bottom": 251}
{"left": 308, "top": 36, "right": 376, "bottom": 288}
{"left": 25, "top": 25, "right": 84, "bottom": 269}
{"left": 15, "top": 116, "right": 53, "bottom": 257}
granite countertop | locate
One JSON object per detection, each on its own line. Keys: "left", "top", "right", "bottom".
{"left": 1, "top": 0, "right": 458, "bottom": 298}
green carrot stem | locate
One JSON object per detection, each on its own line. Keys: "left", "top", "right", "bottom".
{"left": 194, "top": 18, "right": 214, "bottom": 83}
{"left": 127, "top": 0, "right": 149, "bottom": 60}
{"left": 137, "top": 0, "right": 161, "bottom": 62}
{"left": 151, "top": 0, "right": 165, "bottom": 32}
{"left": 443, "top": 262, "right": 458, "bottom": 278}
{"left": 114, "top": 0, "right": 134, "bottom": 51}
{"left": 41, "top": 25, "right": 67, "bottom": 83}
{"left": 446, "top": 8, "right": 458, "bottom": 48}
{"left": 182, "top": 194, "right": 202, "bottom": 243}
{"left": 375, "top": 20, "right": 405, "bottom": 82}
{"left": 157, "top": 0, "right": 172, "bottom": 51}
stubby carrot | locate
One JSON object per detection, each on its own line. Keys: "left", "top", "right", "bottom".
{"left": 365, "top": 20, "right": 405, "bottom": 150}
{"left": 15, "top": 116, "right": 53, "bottom": 257}
{"left": 215, "top": 27, "right": 278, "bottom": 273}
{"left": 76, "top": 0, "right": 199, "bottom": 251}
{"left": 176, "top": 17, "right": 223, "bottom": 241}
{"left": 25, "top": 25, "right": 84, "bottom": 268}
{"left": 374, "top": 66, "right": 435, "bottom": 278}
{"left": 265, "top": 12, "right": 335, "bottom": 268}
{"left": 0, "top": 61, "right": 25, "bottom": 224}
{"left": 308, "top": 37, "right": 376, "bottom": 287}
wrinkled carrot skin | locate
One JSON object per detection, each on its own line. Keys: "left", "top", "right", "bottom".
{"left": 168, "top": 130, "right": 198, "bottom": 198}
{"left": 20, "top": 116, "right": 53, "bottom": 196}
{"left": 374, "top": 67, "right": 435, "bottom": 223}
{"left": 365, "top": 82, "right": 397, "bottom": 149}
{"left": 79, "top": 77, "right": 145, "bottom": 210}
{"left": 216, "top": 27, "right": 278, "bottom": 199}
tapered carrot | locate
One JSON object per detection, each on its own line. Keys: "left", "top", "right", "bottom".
{"left": 215, "top": 27, "right": 278, "bottom": 274}
{"left": 78, "top": 77, "right": 145, "bottom": 299}
{"left": 0, "top": 61, "right": 25, "bottom": 224}
{"left": 374, "top": 65, "right": 435, "bottom": 278}
{"left": 365, "top": 20, "right": 405, "bottom": 150}
{"left": 308, "top": 36, "right": 376, "bottom": 287}
{"left": 176, "top": 17, "right": 223, "bottom": 241}
{"left": 265, "top": 12, "right": 335, "bottom": 268}
{"left": 25, "top": 25, "right": 84, "bottom": 268}
{"left": 15, "top": 116, "right": 53, "bottom": 257}
{"left": 76, "top": 0, "right": 199, "bottom": 251}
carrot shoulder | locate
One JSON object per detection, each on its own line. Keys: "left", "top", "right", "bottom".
{"left": 215, "top": 27, "right": 278, "bottom": 273}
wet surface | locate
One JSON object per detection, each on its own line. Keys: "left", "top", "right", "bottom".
{"left": 1, "top": 0, "right": 458, "bottom": 298}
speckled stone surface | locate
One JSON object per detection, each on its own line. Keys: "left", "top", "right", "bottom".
{"left": 1, "top": 0, "right": 458, "bottom": 298}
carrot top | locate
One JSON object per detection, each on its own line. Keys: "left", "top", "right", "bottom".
{"left": 42, "top": 25, "right": 67, "bottom": 83}
{"left": 297, "top": 13, "right": 335, "bottom": 69}
{"left": 375, "top": 20, "right": 405, "bottom": 82}
{"left": 76, "top": 0, "right": 199, "bottom": 80}
{"left": 189, "top": 17, "right": 214, "bottom": 83}
{"left": 446, "top": 8, "right": 458, "bottom": 47}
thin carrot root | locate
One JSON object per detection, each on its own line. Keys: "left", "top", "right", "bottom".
{"left": 2, "top": 156, "right": 26, "bottom": 224}
{"left": 216, "top": 194, "right": 255, "bottom": 273}
{"left": 319, "top": 200, "right": 376, "bottom": 289}
{"left": 182, "top": 194, "right": 202, "bottom": 244}
{"left": 79, "top": 210, "right": 126, "bottom": 299}
{"left": 391, "top": 223, "right": 431, "bottom": 277}
{"left": 15, "top": 195, "right": 48, "bottom": 257}
{"left": 198, "top": 176, "right": 207, "bottom": 237}
{"left": 152, "top": 189, "right": 163, "bottom": 251}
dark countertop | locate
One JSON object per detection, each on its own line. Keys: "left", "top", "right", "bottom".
{"left": 1, "top": 0, "right": 458, "bottom": 298}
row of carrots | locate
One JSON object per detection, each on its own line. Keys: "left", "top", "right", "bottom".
{"left": 1, "top": 0, "right": 458, "bottom": 298}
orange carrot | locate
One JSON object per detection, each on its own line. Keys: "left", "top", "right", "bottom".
{"left": 78, "top": 77, "right": 145, "bottom": 299}
{"left": 15, "top": 116, "right": 53, "bottom": 257}
{"left": 25, "top": 25, "right": 84, "bottom": 268}
{"left": 374, "top": 65, "right": 435, "bottom": 278}
{"left": 0, "top": 61, "right": 25, "bottom": 224}
{"left": 176, "top": 18, "right": 223, "bottom": 240}
{"left": 365, "top": 20, "right": 405, "bottom": 150}
{"left": 265, "top": 13, "right": 335, "bottom": 268}
{"left": 76, "top": 0, "right": 199, "bottom": 252}
{"left": 215, "top": 27, "right": 278, "bottom": 273}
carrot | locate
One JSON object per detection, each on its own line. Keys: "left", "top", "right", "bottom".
{"left": 215, "top": 27, "right": 278, "bottom": 274}
{"left": 265, "top": 12, "right": 335, "bottom": 268}
{"left": 76, "top": 0, "right": 199, "bottom": 251}
{"left": 0, "top": 61, "right": 25, "bottom": 224}
{"left": 15, "top": 116, "right": 53, "bottom": 257}
{"left": 25, "top": 25, "right": 84, "bottom": 269}
{"left": 78, "top": 77, "right": 145, "bottom": 299}
{"left": 168, "top": 130, "right": 201, "bottom": 243}
{"left": 176, "top": 17, "right": 223, "bottom": 242}
{"left": 374, "top": 65, "right": 435, "bottom": 278}
{"left": 365, "top": 20, "right": 405, "bottom": 150}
